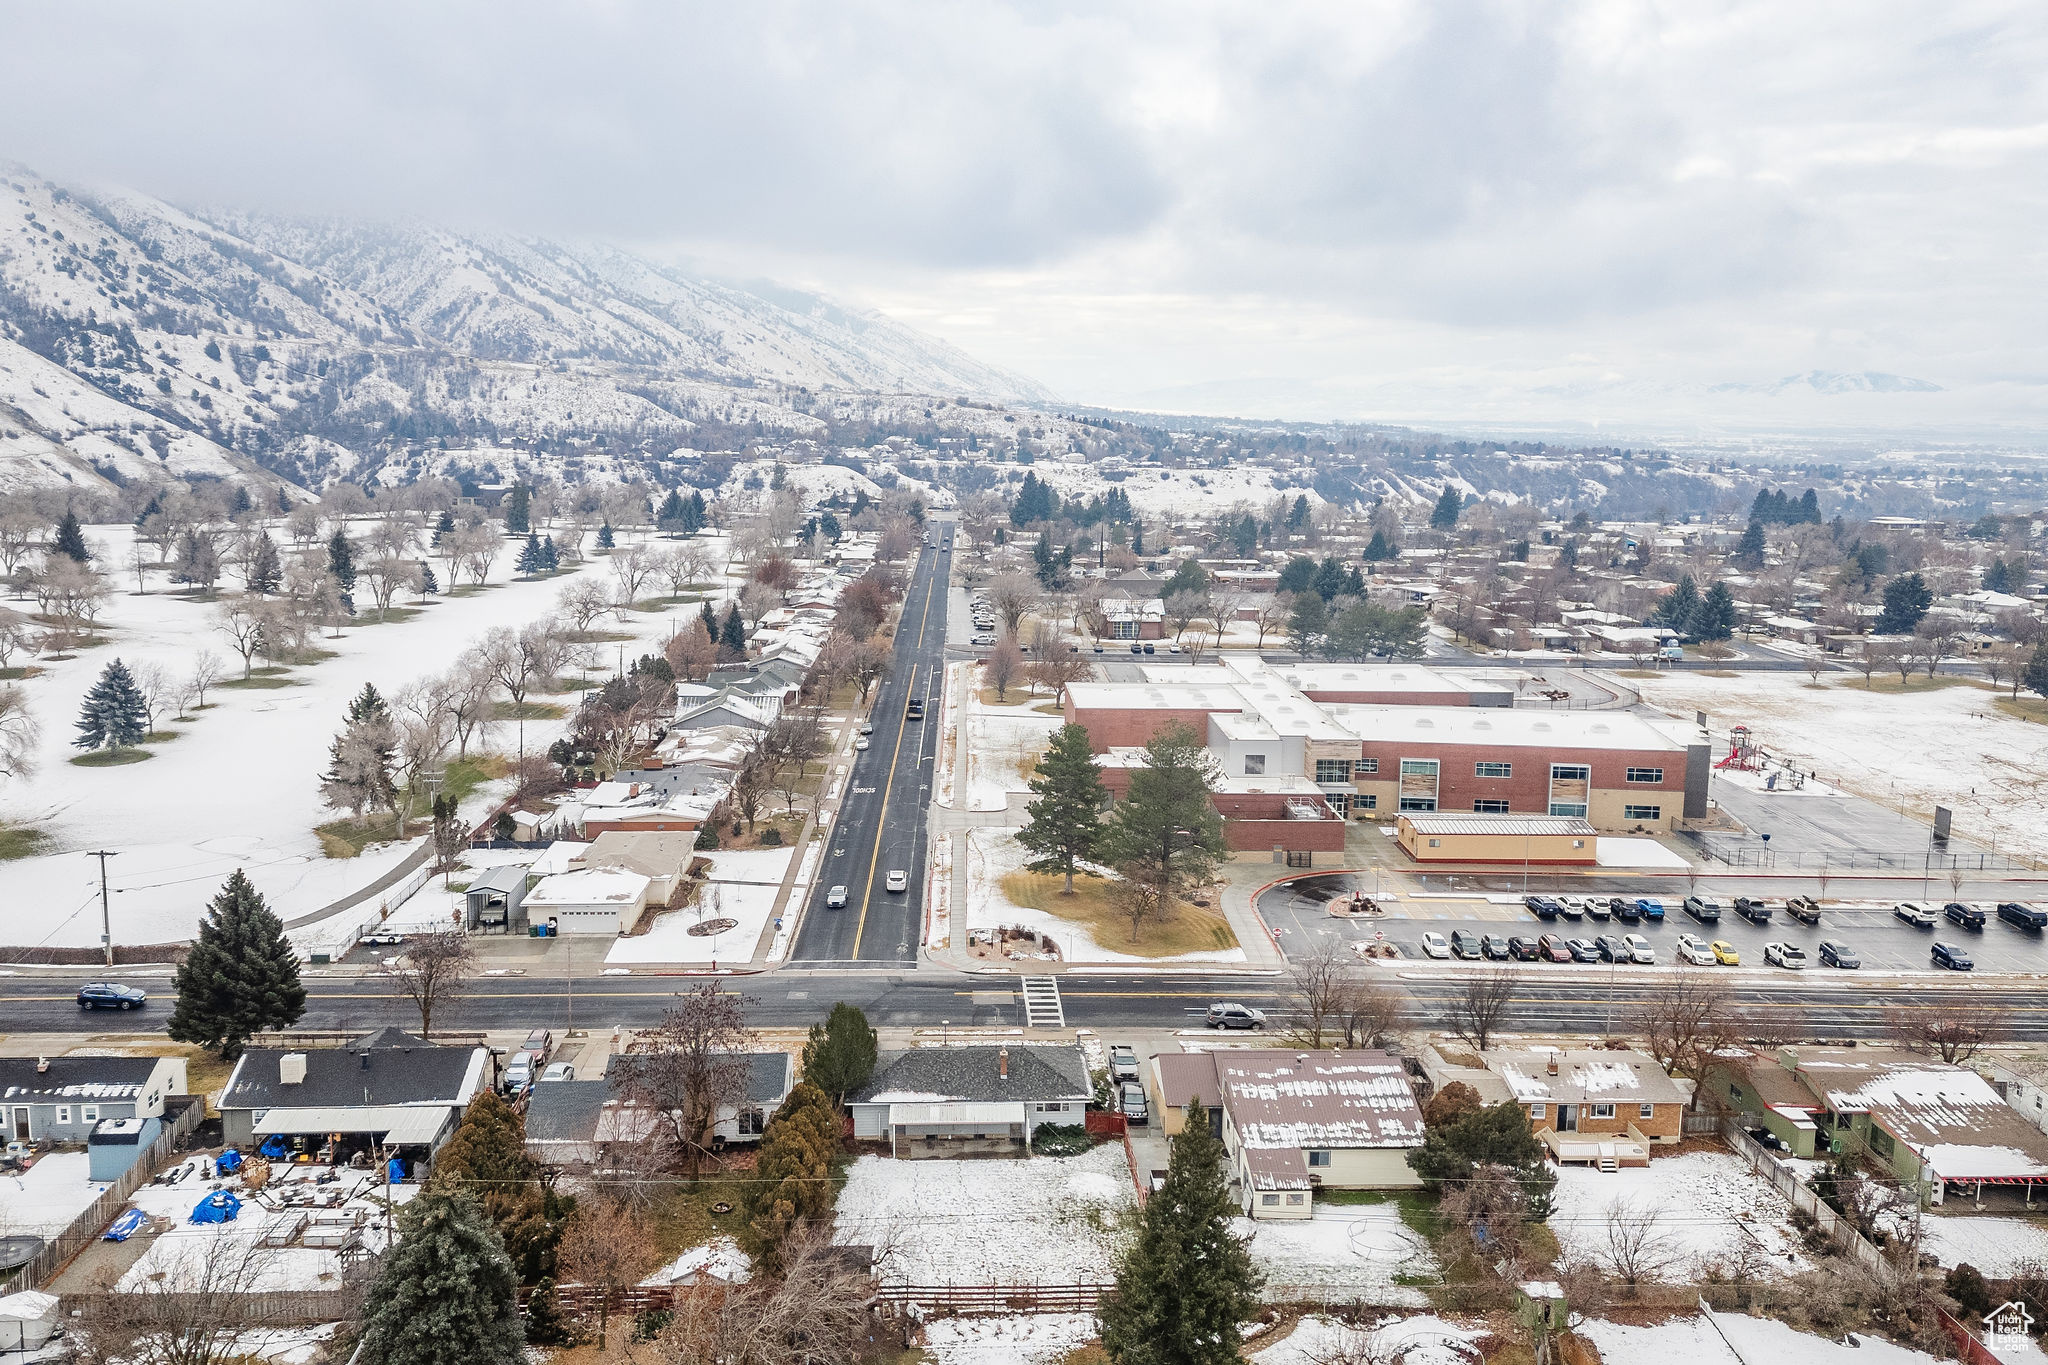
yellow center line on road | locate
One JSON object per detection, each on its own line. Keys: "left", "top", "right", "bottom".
{"left": 850, "top": 548, "right": 939, "bottom": 958}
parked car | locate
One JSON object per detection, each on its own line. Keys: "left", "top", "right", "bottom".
{"left": 1818, "top": 940, "right": 1861, "bottom": 969}
{"left": 1481, "top": 933, "right": 1512, "bottom": 960}
{"left": 76, "top": 982, "right": 146, "bottom": 1010}
{"left": 1119, "top": 1080, "right": 1150, "bottom": 1124}
{"left": 826, "top": 885, "right": 849, "bottom": 909}
{"left": 1507, "top": 935, "right": 1542, "bottom": 961}
{"left": 1584, "top": 898, "right": 1611, "bottom": 921}
{"left": 1556, "top": 895, "right": 1588, "bottom": 921}
{"left": 1943, "top": 902, "right": 1987, "bottom": 930}
{"left": 1684, "top": 896, "right": 1723, "bottom": 924}
{"left": 1634, "top": 898, "right": 1666, "bottom": 921}
{"left": 1449, "top": 929, "right": 1484, "bottom": 961}
{"left": 1108, "top": 1044, "right": 1140, "bottom": 1081}
{"left": 1733, "top": 897, "right": 1774, "bottom": 925}
{"left": 1421, "top": 932, "right": 1451, "bottom": 960}
{"left": 860, "top": 721, "right": 875, "bottom": 735}
{"left": 1129, "top": 642, "right": 1143, "bottom": 654}
{"left": 1595, "top": 934, "right": 1630, "bottom": 962}
{"left": 1524, "top": 895, "right": 1561, "bottom": 920}
{"left": 1763, "top": 942, "right": 1808, "bottom": 970}
{"left": 2000, "top": 901, "right": 2048, "bottom": 930}
{"left": 1674, "top": 933, "right": 1717, "bottom": 965}
{"left": 1624, "top": 933, "right": 1656, "bottom": 964}
{"left": 361, "top": 931, "right": 408, "bottom": 946}
{"left": 502, "top": 1050, "right": 538, "bottom": 1093}
{"left": 1609, "top": 897, "right": 1640, "bottom": 923}
{"left": 1893, "top": 902, "right": 1936, "bottom": 929}
{"left": 1786, "top": 895, "right": 1823, "bottom": 926}
{"left": 1710, "top": 940, "right": 1741, "bottom": 965}
{"left": 539, "top": 1062, "right": 576, "bottom": 1084}
{"left": 1143, "top": 643, "right": 1156, "bottom": 654}
{"left": 885, "top": 869, "right": 909, "bottom": 893}
{"left": 971, "top": 634, "right": 997, "bottom": 646}
{"left": 1205, "top": 1002, "right": 1267, "bottom": 1030}
{"left": 1537, "top": 934, "right": 1574, "bottom": 962}
{"left": 1932, "top": 941, "right": 1975, "bottom": 971}
{"left": 854, "top": 736, "right": 870, "bottom": 751}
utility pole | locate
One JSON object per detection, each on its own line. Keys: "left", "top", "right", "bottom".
{"left": 87, "top": 851, "right": 118, "bottom": 967}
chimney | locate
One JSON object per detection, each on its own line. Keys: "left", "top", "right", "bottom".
{"left": 279, "top": 1053, "right": 308, "bottom": 1086}
{"left": 997, "top": 1047, "right": 1009, "bottom": 1081}
{"left": 1546, "top": 1054, "right": 1560, "bottom": 1077}
{"left": 35, "top": 1056, "right": 48, "bottom": 1074}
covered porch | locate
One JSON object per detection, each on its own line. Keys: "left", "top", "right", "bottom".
{"left": 885, "top": 1101, "right": 1027, "bottom": 1158}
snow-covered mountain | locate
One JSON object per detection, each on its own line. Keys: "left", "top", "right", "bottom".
{"left": 0, "top": 165, "right": 1053, "bottom": 493}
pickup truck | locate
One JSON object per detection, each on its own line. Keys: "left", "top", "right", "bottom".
{"left": 1733, "top": 897, "right": 1773, "bottom": 925}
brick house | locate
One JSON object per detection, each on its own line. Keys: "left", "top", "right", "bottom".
{"left": 1421, "top": 1045, "right": 1691, "bottom": 1169}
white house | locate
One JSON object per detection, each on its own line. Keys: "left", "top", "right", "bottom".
{"left": 523, "top": 868, "right": 653, "bottom": 936}
{"left": 848, "top": 1045, "right": 1092, "bottom": 1157}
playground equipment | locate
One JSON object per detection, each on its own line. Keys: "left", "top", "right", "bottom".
{"left": 1714, "top": 724, "right": 1807, "bottom": 789}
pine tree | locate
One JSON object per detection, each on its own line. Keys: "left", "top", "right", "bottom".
{"left": 328, "top": 529, "right": 357, "bottom": 591}
{"left": 1363, "top": 529, "right": 1396, "bottom": 562}
{"left": 1656, "top": 574, "right": 1700, "bottom": 637}
{"left": 1099, "top": 1099, "right": 1263, "bottom": 1365}
{"left": 74, "top": 658, "right": 148, "bottom": 752}
{"left": 2025, "top": 641, "right": 2048, "bottom": 700}
{"left": 1287, "top": 594, "right": 1329, "bottom": 655}
{"left": 230, "top": 484, "right": 253, "bottom": 517}
{"left": 53, "top": 510, "right": 90, "bottom": 563}
{"left": 1129, "top": 518, "right": 1144, "bottom": 555}
{"left": 699, "top": 600, "right": 720, "bottom": 640}
{"left": 1798, "top": 488, "right": 1822, "bottom": 523}
{"left": 748, "top": 1082, "right": 840, "bottom": 1272}
{"left": 523, "top": 1277, "right": 568, "bottom": 1346}
{"left": 431, "top": 1091, "right": 572, "bottom": 1282}
{"left": 348, "top": 682, "right": 389, "bottom": 725}
{"left": 1018, "top": 723, "right": 1106, "bottom": 894}
{"left": 596, "top": 521, "right": 615, "bottom": 551}
{"left": 1985, "top": 559, "right": 2014, "bottom": 595}
{"left": 323, "top": 697, "right": 399, "bottom": 823}
{"left": 418, "top": 560, "right": 439, "bottom": 595}
{"left": 249, "top": 533, "right": 282, "bottom": 593}
{"left": 1693, "top": 582, "right": 1738, "bottom": 641}
{"left": 719, "top": 604, "right": 747, "bottom": 658}
{"left": 800, "top": 1004, "right": 878, "bottom": 1105}
{"left": 1736, "top": 519, "right": 1766, "bottom": 564}
{"left": 357, "top": 1190, "right": 525, "bottom": 1365}
{"left": 275, "top": 486, "right": 292, "bottom": 514}
{"left": 684, "top": 491, "right": 707, "bottom": 533}
{"left": 167, "top": 869, "right": 306, "bottom": 1057}
{"left": 1430, "top": 484, "right": 1462, "bottom": 530}
{"left": 656, "top": 489, "right": 686, "bottom": 528}
{"left": 1286, "top": 494, "right": 1310, "bottom": 530}
{"left": 516, "top": 532, "right": 544, "bottom": 577}
{"left": 1276, "top": 556, "right": 1317, "bottom": 594}
{"left": 1098, "top": 723, "right": 1227, "bottom": 907}
{"left": 434, "top": 508, "right": 456, "bottom": 542}
{"left": 540, "top": 536, "right": 559, "bottom": 571}
{"left": 503, "top": 485, "right": 531, "bottom": 534}
{"left": 1876, "top": 571, "right": 1933, "bottom": 634}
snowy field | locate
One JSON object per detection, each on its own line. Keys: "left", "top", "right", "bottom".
{"left": 962, "top": 692, "right": 1060, "bottom": 812}
{"left": 1633, "top": 671, "right": 2048, "bottom": 856}
{"left": 605, "top": 882, "right": 779, "bottom": 965}
{"left": 962, "top": 827, "right": 1247, "bottom": 965}
{"left": 1578, "top": 1313, "right": 1948, "bottom": 1365}
{"left": 0, "top": 520, "right": 732, "bottom": 946}
{"left": 1549, "top": 1150, "right": 1808, "bottom": 1280}
{"left": 1235, "top": 1204, "right": 1434, "bottom": 1304}
{"left": 1253, "top": 1314, "right": 1485, "bottom": 1365}
{"left": 1, "top": 1152, "right": 109, "bottom": 1237}
{"left": 920, "top": 1314, "right": 1098, "bottom": 1365}
{"left": 1915, "top": 1212, "right": 2048, "bottom": 1274}
{"left": 832, "top": 1143, "right": 1136, "bottom": 1286}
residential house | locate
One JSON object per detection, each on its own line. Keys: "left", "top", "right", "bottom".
{"left": 217, "top": 1027, "right": 491, "bottom": 1153}
{"left": 1423, "top": 1045, "right": 1691, "bottom": 1168}
{"left": 574, "top": 831, "right": 698, "bottom": 908}
{"left": 523, "top": 867, "right": 653, "bottom": 935}
{"left": 530, "top": 1053, "right": 796, "bottom": 1167}
{"left": 0, "top": 1054, "right": 187, "bottom": 1145}
{"left": 848, "top": 1045, "right": 1092, "bottom": 1157}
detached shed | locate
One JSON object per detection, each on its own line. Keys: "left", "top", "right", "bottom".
{"left": 464, "top": 865, "right": 529, "bottom": 933}
{"left": 88, "top": 1115, "right": 161, "bottom": 1181}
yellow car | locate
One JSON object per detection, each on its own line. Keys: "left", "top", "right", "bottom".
{"left": 1711, "top": 940, "right": 1740, "bottom": 965}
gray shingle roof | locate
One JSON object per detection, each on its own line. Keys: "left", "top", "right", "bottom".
{"left": 0, "top": 1056, "right": 159, "bottom": 1104}
{"left": 607, "top": 1052, "right": 793, "bottom": 1107}
{"left": 850, "top": 1045, "right": 1091, "bottom": 1106}
{"left": 524, "top": 1080, "right": 612, "bottom": 1142}
{"left": 221, "top": 1029, "right": 479, "bottom": 1113}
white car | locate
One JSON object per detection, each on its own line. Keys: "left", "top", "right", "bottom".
{"left": 1894, "top": 902, "right": 1936, "bottom": 929}
{"left": 972, "top": 634, "right": 997, "bottom": 646}
{"left": 1674, "top": 932, "right": 1717, "bottom": 966}
{"left": 1624, "top": 933, "right": 1655, "bottom": 964}
{"left": 885, "top": 869, "right": 909, "bottom": 893}
{"left": 825, "top": 885, "right": 848, "bottom": 910}
{"left": 1763, "top": 942, "right": 1809, "bottom": 970}
{"left": 361, "top": 931, "right": 407, "bottom": 947}
{"left": 539, "top": 1062, "right": 576, "bottom": 1083}
{"left": 1557, "top": 895, "right": 1589, "bottom": 915}
{"left": 1421, "top": 931, "right": 1451, "bottom": 959}
{"left": 854, "top": 736, "right": 870, "bottom": 751}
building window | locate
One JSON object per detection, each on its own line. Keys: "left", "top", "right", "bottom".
{"left": 1548, "top": 763, "right": 1590, "bottom": 818}
{"left": 56, "top": 1106, "right": 71, "bottom": 1124}
{"left": 1428, "top": 838, "right": 1441, "bottom": 848}
{"left": 1244, "top": 753, "right": 1267, "bottom": 776}
{"left": 1572, "top": 840, "right": 1585, "bottom": 848}
{"left": 1592, "top": 1103, "right": 1615, "bottom": 1119}
{"left": 1261, "top": 1193, "right": 1280, "bottom": 1207}
{"left": 1730, "top": 1085, "right": 1745, "bottom": 1103}
{"left": 1111, "top": 620, "right": 1139, "bottom": 640}
{"left": 1475, "top": 761, "right": 1513, "bottom": 778}
{"left": 739, "top": 1109, "right": 765, "bottom": 1136}
{"left": 1286, "top": 1192, "right": 1307, "bottom": 1205}
{"left": 83, "top": 1106, "right": 98, "bottom": 1123}
{"left": 1529, "top": 1103, "right": 1546, "bottom": 1119}
{"left": 1326, "top": 792, "right": 1350, "bottom": 814}
{"left": 1639, "top": 1103, "right": 1655, "bottom": 1119}
{"left": 1623, "top": 804, "right": 1662, "bottom": 821}
{"left": 1355, "top": 758, "right": 1379, "bottom": 776}
{"left": 1870, "top": 1128, "right": 1895, "bottom": 1157}
{"left": 1473, "top": 799, "right": 1511, "bottom": 814}
{"left": 1398, "top": 758, "right": 1439, "bottom": 812}
{"left": 1358, "top": 794, "right": 1377, "bottom": 810}
{"left": 1308, "top": 1150, "right": 1331, "bottom": 1167}
{"left": 1625, "top": 767, "right": 1665, "bottom": 783}
{"left": 1315, "top": 759, "right": 1355, "bottom": 784}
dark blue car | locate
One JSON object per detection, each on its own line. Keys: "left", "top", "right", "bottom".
{"left": 77, "top": 982, "right": 147, "bottom": 1010}
{"left": 1524, "top": 895, "right": 1561, "bottom": 920}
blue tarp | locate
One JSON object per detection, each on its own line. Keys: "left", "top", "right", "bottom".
{"left": 215, "top": 1148, "right": 243, "bottom": 1175}
{"left": 387, "top": 1158, "right": 406, "bottom": 1185}
{"left": 258, "top": 1135, "right": 290, "bottom": 1160}
{"left": 103, "top": 1208, "right": 147, "bottom": 1241}
{"left": 189, "top": 1191, "right": 241, "bottom": 1225}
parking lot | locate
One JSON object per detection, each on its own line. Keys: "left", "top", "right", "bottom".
{"left": 1255, "top": 872, "right": 2048, "bottom": 974}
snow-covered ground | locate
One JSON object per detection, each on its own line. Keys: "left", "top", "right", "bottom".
{"left": 1549, "top": 1150, "right": 1808, "bottom": 1280}
{"left": 1253, "top": 1314, "right": 1484, "bottom": 1365}
{"left": 605, "top": 881, "right": 779, "bottom": 965}
{"left": 961, "top": 827, "right": 1247, "bottom": 965}
{"left": 1595, "top": 837, "right": 1692, "bottom": 870}
{"left": 962, "top": 692, "right": 1060, "bottom": 812}
{"left": 920, "top": 1314, "right": 1098, "bottom": 1365}
{"left": 1, "top": 1152, "right": 109, "bottom": 1237}
{"left": 642, "top": 1235, "right": 752, "bottom": 1285}
{"left": 0, "top": 520, "right": 732, "bottom": 947}
{"left": 1915, "top": 1212, "right": 2048, "bottom": 1274}
{"left": 1579, "top": 1312, "right": 1948, "bottom": 1365}
{"left": 833, "top": 1143, "right": 1136, "bottom": 1286}
{"left": 1634, "top": 671, "right": 2048, "bottom": 856}
{"left": 1235, "top": 1204, "right": 1434, "bottom": 1304}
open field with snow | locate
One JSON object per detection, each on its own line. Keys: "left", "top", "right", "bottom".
{"left": 919, "top": 1314, "right": 1098, "bottom": 1365}
{"left": 1236, "top": 1204, "right": 1434, "bottom": 1303}
{"left": 1633, "top": 670, "right": 2048, "bottom": 857}
{"left": 1, "top": 1152, "right": 109, "bottom": 1237}
{"left": 1915, "top": 1211, "right": 2048, "bottom": 1273}
{"left": 1253, "top": 1314, "right": 1484, "bottom": 1365}
{"left": 962, "top": 691, "right": 1061, "bottom": 811}
{"left": 832, "top": 1142, "right": 1136, "bottom": 1286}
{"left": 1579, "top": 1312, "right": 1949, "bottom": 1365}
{"left": 0, "top": 521, "right": 734, "bottom": 947}
{"left": 1549, "top": 1149, "right": 1808, "bottom": 1280}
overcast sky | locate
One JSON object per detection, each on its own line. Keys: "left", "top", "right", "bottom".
{"left": 6, "top": 2, "right": 2045, "bottom": 439}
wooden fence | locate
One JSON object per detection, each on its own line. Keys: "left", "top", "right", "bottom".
{"left": 1720, "top": 1117, "right": 1887, "bottom": 1274}
{"left": 5, "top": 1096, "right": 206, "bottom": 1293}
{"left": 57, "top": 1288, "right": 363, "bottom": 1327}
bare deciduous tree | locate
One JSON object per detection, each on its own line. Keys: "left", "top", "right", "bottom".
{"left": 620, "top": 984, "right": 754, "bottom": 1177}
{"left": 658, "top": 1221, "right": 875, "bottom": 1365}
{"left": 1601, "top": 1195, "right": 1680, "bottom": 1288}
{"left": 558, "top": 1201, "right": 659, "bottom": 1351}
{"left": 186, "top": 648, "right": 224, "bottom": 710}
{"left": 985, "top": 634, "right": 1024, "bottom": 701}
{"left": 985, "top": 572, "right": 1040, "bottom": 634}
{"left": 385, "top": 929, "right": 475, "bottom": 1037}
{"left": 69, "top": 1226, "right": 297, "bottom": 1365}
{"left": 1638, "top": 966, "right": 1734, "bottom": 1079}
{"left": 1886, "top": 997, "right": 2004, "bottom": 1064}
{"left": 1446, "top": 967, "right": 1517, "bottom": 1052}
{"left": 0, "top": 684, "right": 39, "bottom": 785}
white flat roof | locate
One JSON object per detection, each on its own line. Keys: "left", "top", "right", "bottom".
{"left": 527, "top": 868, "right": 652, "bottom": 905}
{"left": 1066, "top": 681, "right": 1244, "bottom": 710}
{"left": 1325, "top": 705, "right": 1689, "bottom": 753}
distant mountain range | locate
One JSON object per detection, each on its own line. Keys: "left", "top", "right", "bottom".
{"left": 0, "top": 165, "right": 1054, "bottom": 493}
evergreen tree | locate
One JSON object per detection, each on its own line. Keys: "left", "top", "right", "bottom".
{"left": 275, "top": 486, "right": 292, "bottom": 515}
{"left": 748, "top": 1082, "right": 840, "bottom": 1273}
{"left": 167, "top": 869, "right": 306, "bottom": 1057}
{"left": 1876, "top": 571, "right": 1933, "bottom": 633}
{"left": 1100, "top": 1099, "right": 1263, "bottom": 1365}
{"left": 516, "top": 532, "right": 544, "bottom": 577}
{"left": 1343, "top": 564, "right": 1368, "bottom": 598}
{"left": 348, "top": 682, "right": 389, "bottom": 725}
{"left": 1098, "top": 723, "right": 1228, "bottom": 904}
{"left": 1406, "top": 1100, "right": 1555, "bottom": 1214}
{"left": 434, "top": 508, "right": 456, "bottom": 542}
{"left": 1162, "top": 558, "right": 1208, "bottom": 599}
{"left": 596, "top": 521, "right": 615, "bottom": 551}
{"left": 1798, "top": 488, "right": 1821, "bottom": 523}
{"left": 540, "top": 535, "right": 559, "bottom": 570}
{"left": 230, "top": 484, "right": 253, "bottom": 517}
{"left": 357, "top": 1191, "right": 525, "bottom": 1365}
{"left": 1363, "top": 529, "right": 1397, "bottom": 562}
{"left": 1655, "top": 574, "right": 1701, "bottom": 637}
{"left": 1129, "top": 518, "right": 1144, "bottom": 556}
{"left": 683, "top": 490, "right": 707, "bottom": 533}
{"left": 718, "top": 603, "right": 747, "bottom": 658}
{"left": 134, "top": 492, "right": 162, "bottom": 528}
{"left": 323, "top": 695, "right": 399, "bottom": 823}
{"left": 1286, "top": 494, "right": 1310, "bottom": 530}
{"left": 418, "top": 560, "right": 439, "bottom": 595}
{"left": 2025, "top": 641, "right": 2048, "bottom": 700}
{"left": 432, "top": 1091, "right": 572, "bottom": 1283}
{"left": 1275, "top": 556, "right": 1317, "bottom": 594}
{"left": 818, "top": 509, "right": 842, "bottom": 541}
{"left": 249, "top": 533, "right": 282, "bottom": 593}
{"left": 1429, "top": 484, "right": 1462, "bottom": 530}
{"left": 1033, "top": 532, "right": 1061, "bottom": 590}
{"left": 1230, "top": 515, "right": 1258, "bottom": 557}
{"left": 503, "top": 486, "right": 531, "bottom": 535}
{"left": 522, "top": 1277, "right": 568, "bottom": 1346}
{"left": 800, "top": 1005, "right": 878, "bottom": 1106}
{"left": 53, "top": 510, "right": 90, "bottom": 563}
{"left": 1693, "top": 582, "right": 1738, "bottom": 641}
{"left": 1018, "top": 724, "right": 1107, "bottom": 893}
{"left": 328, "top": 529, "right": 357, "bottom": 591}
{"left": 74, "top": 658, "right": 148, "bottom": 752}
{"left": 1736, "top": 519, "right": 1766, "bottom": 564}
{"left": 1308, "top": 556, "right": 1344, "bottom": 602}
{"left": 699, "top": 599, "right": 720, "bottom": 640}
{"left": 656, "top": 488, "right": 686, "bottom": 529}
{"left": 1985, "top": 558, "right": 2014, "bottom": 595}
{"left": 1287, "top": 593, "right": 1329, "bottom": 655}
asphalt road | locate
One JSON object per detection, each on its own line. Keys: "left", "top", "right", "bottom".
{"left": 787, "top": 520, "right": 953, "bottom": 965}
